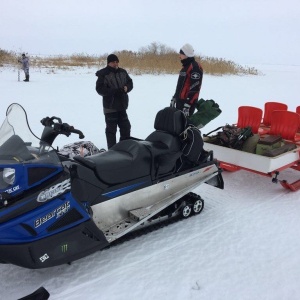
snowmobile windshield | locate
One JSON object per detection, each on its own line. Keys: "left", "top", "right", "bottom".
{"left": 0, "top": 103, "right": 62, "bottom": 196}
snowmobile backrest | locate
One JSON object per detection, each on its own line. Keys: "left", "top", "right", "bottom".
{"left": 141, "top": 108, "right": 187, "bottom": 178}
{"left": 154, "top": 107, "right": 186, "bottom": 135}
{"left": 146, "top": 107, "right": 184, "bottom": 153}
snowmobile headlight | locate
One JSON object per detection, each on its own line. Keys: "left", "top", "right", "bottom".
{"left": 2, "top": 168, "right": 16, "bottom": 186}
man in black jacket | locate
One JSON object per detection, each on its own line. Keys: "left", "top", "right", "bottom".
{"left": 96, "top": 54, "right": 133, "bottom": 149}
{"left": 171, "top": 43, "right": 203, "bottom": 117}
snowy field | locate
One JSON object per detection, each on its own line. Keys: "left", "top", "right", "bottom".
{"left": 0, "top": 64, "right": 300, "bottom": 300}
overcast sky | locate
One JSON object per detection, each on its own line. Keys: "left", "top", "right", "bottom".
{"left": 1, "top": 0, "right": 300, "bottom": 65}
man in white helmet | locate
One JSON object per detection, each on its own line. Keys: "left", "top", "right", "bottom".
{"left": 171, "top": 43, "right": 203, "bottom": 117}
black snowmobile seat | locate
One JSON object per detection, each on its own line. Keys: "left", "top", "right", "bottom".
{"left": 145, "top": 107, "right": 187, "bottom": 176}
{"left": 74, "top": 139, "right": 151, "bottom": 185}
{"left": 74, "top": 107, "right": 187, "bottom": 182}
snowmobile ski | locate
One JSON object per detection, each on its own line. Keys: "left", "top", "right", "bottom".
{"left": 18, "top": 286, "right": 50, "bottom": 300}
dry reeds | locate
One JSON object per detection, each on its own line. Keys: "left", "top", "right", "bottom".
{"left": 0, "top": 42, "right": 259, "bottom": 76}
{"left": 0, "top": 49, "right": 19, "bottom": 66}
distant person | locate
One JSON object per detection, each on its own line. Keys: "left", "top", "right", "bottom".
{"left": 170, "top": 43, "right": 203, "bottom": 116}
{"left": 95, "top": 54, "right": 133, "bottom": 149}
{"left": 18, "top": 53, "right": 30, "bottom": 82}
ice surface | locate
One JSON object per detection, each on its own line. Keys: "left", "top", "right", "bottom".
{"left": 0, "top": 64, "right": 300, "bottom": 300}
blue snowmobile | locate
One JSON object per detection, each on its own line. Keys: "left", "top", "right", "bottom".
{"left": 0, "top": 103, "right": 223, "bottom": 269}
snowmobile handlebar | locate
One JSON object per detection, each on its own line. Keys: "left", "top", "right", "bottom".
{"left": 40, "top": 116, "right": 85, "bottom": 146}
{"left": 40, "top": 116, "right": 84, "bottom": 138}
{"left": 40, "top": 116, "right": 62, "bottom": 127}
{"left": 69, "top": 127, "right": 85, "bottom": 139}
{"left": 53, "top": 123, "right": 85, "bottom": 139}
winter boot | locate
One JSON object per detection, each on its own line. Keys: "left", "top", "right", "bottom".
{"left": 24, "top": 75, "right": 29, "bottom": 82}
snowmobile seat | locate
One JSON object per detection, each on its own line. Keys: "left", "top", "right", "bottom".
{"left": 74, "top": 139, "right": 152, "bottom": 185}
{"left": 142, "top": 135, "right": 182, "bottom": 177}
{"left": 144, "top": 107, "right": 187, "bottom": 177}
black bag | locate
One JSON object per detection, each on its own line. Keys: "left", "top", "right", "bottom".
{"left": 204, "top": 125, "right": 253, "bottom": 150}
{"left": 181, "top": 126, "right": 204, "bottom": 163}
{"left": 177, "top": 125, "right": 205, "bottom": 172}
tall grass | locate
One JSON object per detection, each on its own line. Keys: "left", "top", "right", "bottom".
{"left": 0, "top": 42, "right": 259, "bottom": 75}
{"left": 0, "top": 49, "right": 19, "bottom": 66}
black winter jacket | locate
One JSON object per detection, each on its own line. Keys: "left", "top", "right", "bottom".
{"left": 173, "top": 57, "right": 203, "bottom": 106}
{"left": 95, "top": 66, "right": 133, "bottom": 112}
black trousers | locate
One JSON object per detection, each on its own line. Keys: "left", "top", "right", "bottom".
{"left": 105, "top": 110, "right": 131, "bottom": 149}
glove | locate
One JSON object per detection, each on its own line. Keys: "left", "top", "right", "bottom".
{"left": 182, "top": 103, "right": 191, "bottom": 117}
{"left": 170, "top": 97, "right": 176, "bottom": 107}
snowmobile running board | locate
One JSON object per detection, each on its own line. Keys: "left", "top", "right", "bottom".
{"left": 93, "top": 169, "right": 219, "bottom": 243}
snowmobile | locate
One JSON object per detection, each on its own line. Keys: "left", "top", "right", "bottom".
{"left": 0, "top": 103, "right": 223, "bottom": 269}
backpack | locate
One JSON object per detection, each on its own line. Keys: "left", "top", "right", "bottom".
{"left": 177, "top": 125, "right": 205, "bottom": 172}
{"left": 181, "top": 126, "right": 204, "bottom": 163}
{"left": 204, "top": 125, "right": 253, "bottom": 150}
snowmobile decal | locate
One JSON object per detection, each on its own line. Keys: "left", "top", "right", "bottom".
{"left": 5, "top": 184, "right": 20, "bottom": 194}
{"left": 39, "top": 253, "right": 49, "bottom": 263}
{"left": 34, "top": 201, "right": 71, "bottom": 228}
{"left": 37, "top": 179, "right": 71, "bottom": 202}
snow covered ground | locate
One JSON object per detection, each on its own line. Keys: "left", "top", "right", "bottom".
{"left": 0, "top": 64, "right": 300, "bottom": 300}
